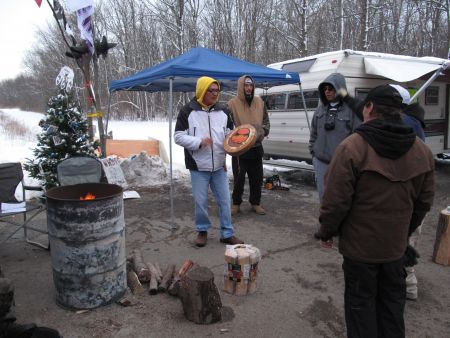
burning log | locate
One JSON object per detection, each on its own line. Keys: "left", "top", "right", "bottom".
{"left": 126, "top": 262, "right": 145, "bottom": 295}
{"left": 178, "top": 266, "right": 222, "bottom": 324}
{"left": 159, "top": 264, "right": 176, "bottom": 292}
{"left": 131, "top": 249, "right": 150, "bottom": 282}
{"left": 168, "top": 260, "right": 194, "bottom": 296}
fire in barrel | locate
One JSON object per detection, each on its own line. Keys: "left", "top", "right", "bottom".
{"left": 46, "top": 183, "right": 126, "bottom": 309}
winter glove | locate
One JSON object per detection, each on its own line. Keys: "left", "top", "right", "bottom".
{"left": 403, "top": 245, "right": 420, "bottom": 267}
{"left": 336, "top": 88, "right": 348, "bottom": 99}
{"left": 313, "top": 230, "right": 331, "bottom": 242}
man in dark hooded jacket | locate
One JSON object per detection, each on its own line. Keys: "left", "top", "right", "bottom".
{"left": 315, "top": 84, "right": 435, "bottom": 338}
{"left": 308, "top": 73, "right": 361, "bottom": 202}
{"left": 228, "top": 75, "right": 270, "bottom": 216}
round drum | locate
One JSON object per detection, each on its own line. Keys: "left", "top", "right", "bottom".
{"left": 224, "top": 124, "right": 257, "bottom": 157}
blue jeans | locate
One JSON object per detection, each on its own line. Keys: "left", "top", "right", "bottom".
{"left": 190, "top": 169, "right": 234, "bottom": 239}
{"left": 312, "top": 156, "right": 329, "bottom": 202}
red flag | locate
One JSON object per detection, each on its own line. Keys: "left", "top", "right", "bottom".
{"left": 35, "top": 0, "right": 42, "bottom": 7}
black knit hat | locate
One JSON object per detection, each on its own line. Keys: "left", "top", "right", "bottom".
{"left": 404, "top": 102, "right": 426, "bottom": 128}
{"left": 364, "top": 84, "right": 404, "bottom": 109}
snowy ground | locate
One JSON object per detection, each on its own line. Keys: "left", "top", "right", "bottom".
{"left": 0, "top": 109, "right": 301, "bottom": 198}
{"left": 0, "top": 108, "right": 192, "bottom": 198}
{"left": 4, "top": 107, "right": 447, "bottom": 199}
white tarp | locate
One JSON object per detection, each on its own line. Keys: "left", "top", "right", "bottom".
{"left": 364, "top": 57, "right": 442, "bottom": 82}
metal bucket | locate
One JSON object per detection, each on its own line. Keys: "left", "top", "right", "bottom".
{"left": 46, "top": 183, "right": 126, "bottom": 309}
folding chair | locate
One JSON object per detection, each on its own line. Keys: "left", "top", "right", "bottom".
{"left": 0, "top": 162, "right": 46, "bottom": 248}
{"left": 56, "top": 156, "right": 103, "bottom": 186}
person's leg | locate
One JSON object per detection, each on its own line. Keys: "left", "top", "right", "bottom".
{"left": 376, "top": 258, "right": 406, "bottom": 338}
{"left": 190, "top": 170, "right": 212, "bottom": 232}
{"left": 1, "top": 268, "right": 62, "bottom": 338}
{"left": 312, "top": 157, "right": 328, "bottom": 202}
{"left": 343, "top": 257, "right": 378, "bottom": 338}
{"left": 0, "top": 275, "right": 15, "bottom": 323}
{"left": 248, "top": 156, "right": 263, "bottom": 206}
{"left": 406, "top": 224, "right": 422, "bottom": 300}
{"left": 232, "top": 156, "right": 247, "bottom": 206}
{"left": 210, "top": 168, "right": 235, "bottom": 239}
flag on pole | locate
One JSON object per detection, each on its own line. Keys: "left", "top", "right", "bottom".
{"left": 35, "top": 0, "right": 42, "bottom": 7}
{"left": 77, "top": 6, "right": 95, "bottom": 54}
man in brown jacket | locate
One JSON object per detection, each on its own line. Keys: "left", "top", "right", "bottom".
{"left": 315, "top": 84, "right": 435, "bottom": 338}
{"left": 228, "top": 75, "right": 270, "bottom": 216}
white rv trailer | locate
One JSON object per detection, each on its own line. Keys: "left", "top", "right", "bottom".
{"left": 257, "top": 49, "right": 450, "bottom": 161}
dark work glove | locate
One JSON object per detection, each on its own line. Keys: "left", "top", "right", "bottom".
{"left": 313, "top": 230, "right": 331, "bottom": 242}
{"left": 404, "top": 245, "right": 420, "bottom": 267}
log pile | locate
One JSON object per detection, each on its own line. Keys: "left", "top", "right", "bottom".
{"left": 224, "top": 244, "right": 261, "bottom": 295}
{"left": 126, "top": 250, "right": 195, "bottom": 297}
{"left": 126, "top": 249, "right": 223, "bottom": 324}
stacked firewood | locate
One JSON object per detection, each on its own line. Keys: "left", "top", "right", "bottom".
{"left": 126, "top": 249, "right": 195, "bottom": 297}
{"left": 126, "top": 249, "right": 222, "bottom": 324}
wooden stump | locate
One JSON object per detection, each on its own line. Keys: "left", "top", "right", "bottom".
{"left": 179, "top": 266, "right": 222, "bottom": 324}
{"left": 433, "top": 208, "right": 450, "bottom": 266}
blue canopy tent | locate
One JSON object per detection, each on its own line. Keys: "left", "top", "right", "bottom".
{"left": 108, "top": 47, "right": 301, "bottom": 229}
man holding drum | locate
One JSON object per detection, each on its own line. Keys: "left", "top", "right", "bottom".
{"left": 228, "top": 75, "right": 270, "bottom": 216}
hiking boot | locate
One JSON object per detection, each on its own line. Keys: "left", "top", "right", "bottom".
{"left": 220, "top": 236, "right": 244, "bottom": 245}
{"left": 252, "top": 205, "right": 266, "bottom": 215}
{"left": 231, "top": 204, "right": 240, "bottom": 216}
{"left": 195, "top": 231, "right": 207, "bottom": 247}
{"left": 406, "top": 292, "right": 418, "bottom": 301}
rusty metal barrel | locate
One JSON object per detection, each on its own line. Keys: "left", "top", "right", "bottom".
{"left": 46, "top": 183, "right": 126, "bottom": 309}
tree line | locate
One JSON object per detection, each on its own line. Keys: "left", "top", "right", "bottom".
{"left": 0, "top": 0, "right": 448, "bottom": 120}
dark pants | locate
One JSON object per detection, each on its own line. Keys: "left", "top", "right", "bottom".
{"left": 343, "top": 257, "right": 406, "bottom": 338}
{"left": 231, "top": 154, "right": 263, "bottom": 206}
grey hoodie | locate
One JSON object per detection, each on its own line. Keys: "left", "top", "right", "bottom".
{"left": 309, "top": 73, "right": 361, "bottom": 163}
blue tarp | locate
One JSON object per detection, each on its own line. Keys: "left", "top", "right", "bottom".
{"left": 109, "top": 47, "right": 300, "bottom": 93}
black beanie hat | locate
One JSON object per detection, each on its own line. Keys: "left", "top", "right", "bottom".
{"left": 364, "top": 84, "right": 404, "bottom": 109}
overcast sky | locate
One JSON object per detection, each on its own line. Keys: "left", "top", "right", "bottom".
{"left": 0, "top": 1, "right": 53, "bottom": 81}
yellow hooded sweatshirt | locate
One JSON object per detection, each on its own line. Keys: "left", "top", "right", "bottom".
{"left": 196, "top": 76, "right": 220, "bottom": 110}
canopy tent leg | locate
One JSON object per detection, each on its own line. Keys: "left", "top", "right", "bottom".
{"left": 169, "top": 77, "right": 177, "bottom": 230}
{"left": 298, "top": 83, "right": 311, "bottom": 130}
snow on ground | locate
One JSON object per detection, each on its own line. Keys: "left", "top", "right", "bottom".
{"left": 0, "top": 109, "right": 194, "bottom": 194}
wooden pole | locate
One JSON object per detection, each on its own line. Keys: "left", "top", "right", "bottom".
{"left": 81, "top": 52, "right": 95, "bottom": 141}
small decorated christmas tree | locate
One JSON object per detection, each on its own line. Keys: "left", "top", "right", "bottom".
{"left": 24, "top": 90, "right": 99, "bottom": 189}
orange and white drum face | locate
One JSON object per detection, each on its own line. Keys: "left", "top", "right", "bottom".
{"left": 224, "top": 124, "right": 257, "bottom": 156}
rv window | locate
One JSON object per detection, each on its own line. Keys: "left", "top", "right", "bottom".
{"left": 425, "top": 86, "right": 439, "bottom": 105}
{"left": 355, "top": 89, "right": 370, "bottom": 101}
{"left": 287, "top": 90, "right": 320, "bottom": 109}
{"left": 262, "top": 93, "right": 286, "bottom": 110}
{"left": 281, "top": 59, "right": 316, "bottom": 73}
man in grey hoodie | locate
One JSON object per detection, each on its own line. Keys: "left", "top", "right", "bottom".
{"left": 308, "top": 73, "right": 361, "bottom": 202}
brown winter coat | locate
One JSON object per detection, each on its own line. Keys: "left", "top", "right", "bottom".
{"left": 318, "top": 133, "right": 435, "bottom": 263}
{"left": 227, "top": 75, "right": 269, "bottom": 146}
